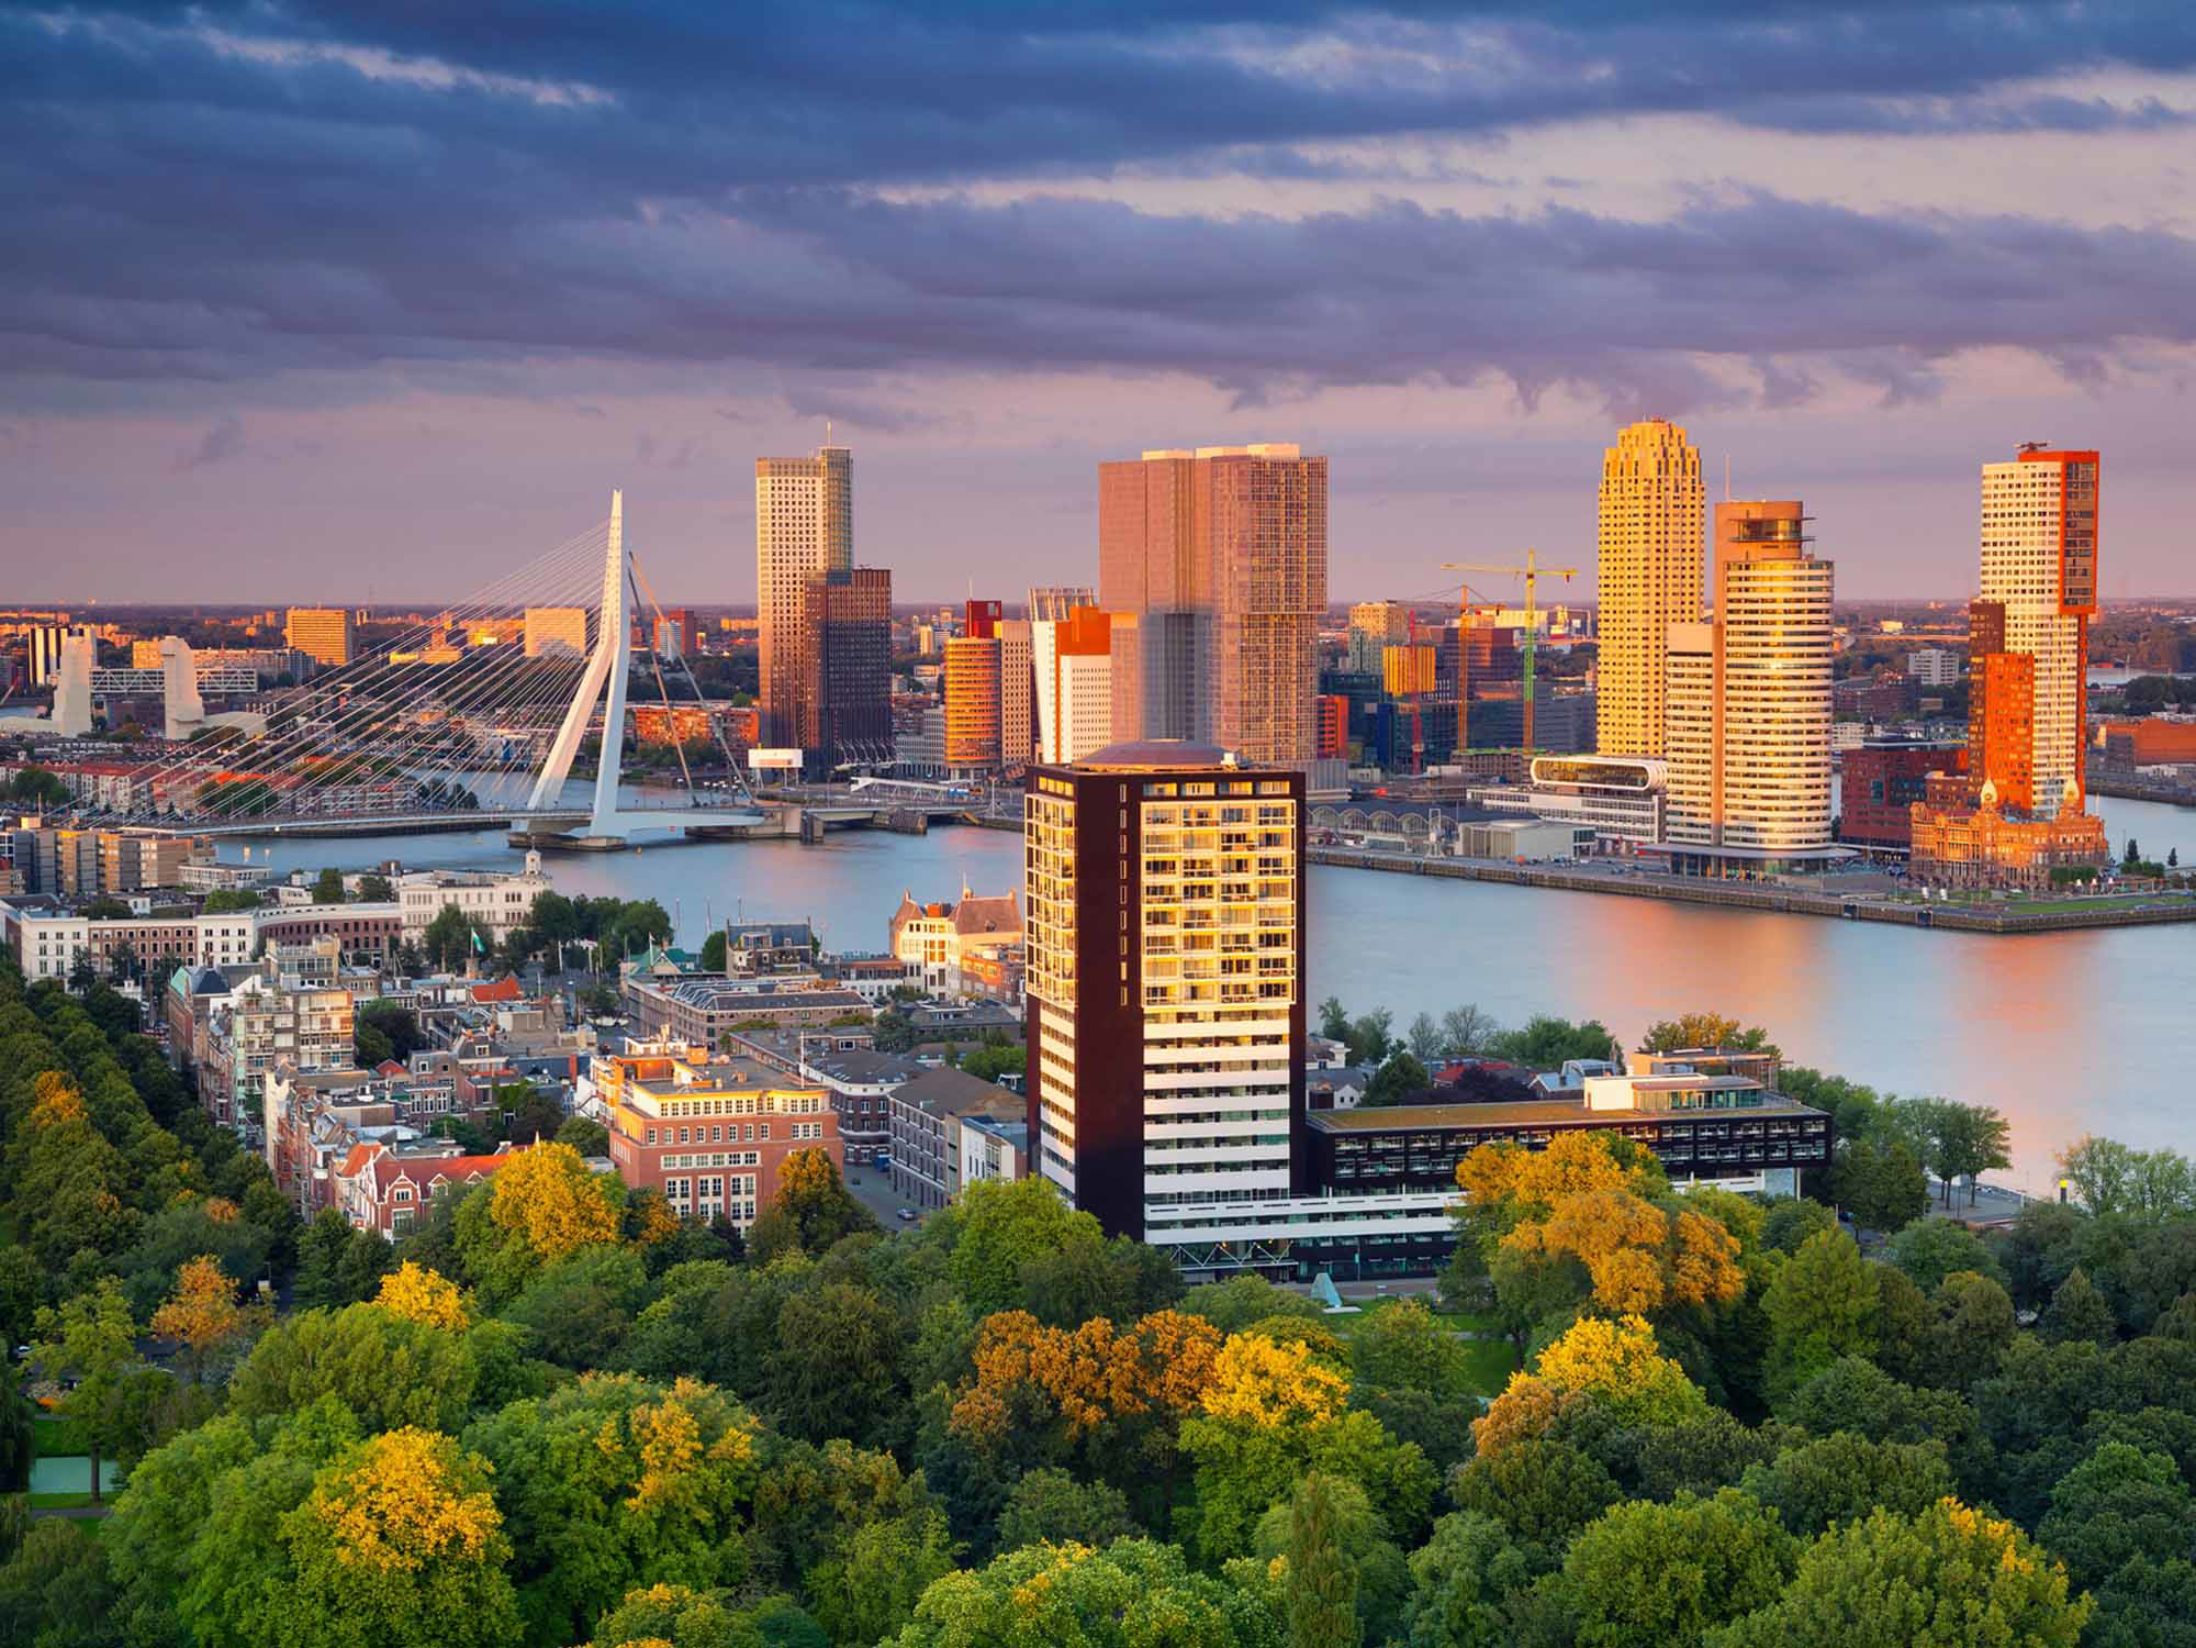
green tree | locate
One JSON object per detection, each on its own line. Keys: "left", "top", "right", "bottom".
{"left": 700, "top": 930, "right": 728, "bottom": 973}
{"left": 765, "top": 1281, "right": 907, "bottom": 1447}
{"left": 1399, "top": 1511, "right": 1535, "bottom": 1648}
{"left": 1283, "top": 1472, "right": 1362, "bottom": 1648}
{"left": 2037, "top": 1442, "right": 2196, "bottom": 1593}
{"left": 1739, "top": 1435, "right": 1955, "bottom": 1538}
{"left": 996, "top": 1468, "right": 1139, "bottom": 1551}
{"left": 310, "top": 867, "right": 347, "bottom": 904}
{"left": 356, "top": 873, "right": 395, "bottom": 903}
{"left": 555, "top": 1115, "right": 611, "bottom": 1156}
{"left": 889, "top": 1538, "right": 1277, "bottom": 1648}
{"left": 748, "top": 1148, "right": 878, "bottom": 1266}
{"left": 1638, "top": 1013, "right": 1778, "bottom": 1056}
{"left": 27, "top": 1276, "right": 142, "bottom": 1504}
{"left": 421, "top": 902, "right": 489, "bottom": 971}
{"left": 1887, "top": 1219, "right": 2003, "bottom": 1294}
{"left": 2055, "top": 1136, "right": 2196, "bottom": 1220}
{"left": 0, "top": 1520, "right": 121, "bottom": 1648}
{"left": 1760, "top": 1197, "right": 1838, "bottom": 1255}
{"left": 5, "top": 765, "right": 70, "bottom": 807}
{"left": 1556, "top": 1489, "right": 1795, "bottom": 1648}
{"left": 1763, "top": 1230, "right": 1879, "bottom": 1402}
{"left": 1349, "top": 1298, "right": 1473, "bottom": 1399}
{"left": 944, "top": 1176, "right": 1105, "bottom": 1316}
{"left": 356, "top": 1000, "right": 425, "bottom": 1062}
{"left": 2040, "top": 1265, "right": 2116, "bottom": 1345}
{"left": 1451, "top": 1438, "right": 1620, "bottom": 1558}
{"left": 1713, "top": 1499, "right": 2088, "bottom": 1648}
{"left": 1830, "top": 1137, "right": 1930, "bottom": 1235}
{"left": 200, "top": 887, "right": 263, "bottom": 913}
{"left": 1487, "top": 1015, "right": 1616, "bottom": 1068}
{"left": 1366, "top": 1051, "right": 1430, "bottom": 1107}
{"left": 957, "top": 1040, "right": 1027, "bottom": 1085}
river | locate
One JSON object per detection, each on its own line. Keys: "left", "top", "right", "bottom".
{"left": 227, "top": 792, "right": 2196, "bottom": 1191}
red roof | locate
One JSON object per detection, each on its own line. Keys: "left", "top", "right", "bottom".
{"left": 469, "top": 976, "right": 524, "bottom": 1003}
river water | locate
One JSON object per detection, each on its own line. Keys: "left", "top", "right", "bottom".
{"left": 230, "top": 793, "right": 2196, "bottom": 1191}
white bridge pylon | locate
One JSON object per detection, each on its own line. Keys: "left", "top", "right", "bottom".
{"left": 527, "top": 489, "right": 633, "bottom": 831}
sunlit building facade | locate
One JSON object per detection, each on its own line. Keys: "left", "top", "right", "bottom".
{"left": 756, "top": 445, "right": 853, "bottom": 749}
{"left": 1596, "top": 420, "right": 1704, "bottom": 760}
{"left": 1024, "top": 743, "right": 1305, "bottom": 1240}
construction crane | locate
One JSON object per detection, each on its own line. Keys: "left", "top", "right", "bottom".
{"left": 1440, "top": 550, "right": 1580, "bottom": 756}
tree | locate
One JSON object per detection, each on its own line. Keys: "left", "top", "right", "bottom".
{"left": 1715, "top": 1498, "right": 2089, "bottom": 1648}
{"left": 1400, "top": 1511, "right": 1536, "bottom": 1648}
{"left": 2037, "top": 1443, "right": 2196, "bottom": 1593}
{"left": 5, "top": 765, "right": 70, "bottom": 806}
{"left": 1760, "top": 1197, "right": 1838, "bottom": 1255}
{"left": 280, "top": 1426, "right": 521, "bottom": 1648}
{"left": 1893, "top": 1098, "right": 2013, "bottom": 1208}
{"left": 765, "top": 1281, "right": 907, "bottom": 1446}
{"left": 1887, "top": 1219, "right": 2002, "bottom": 1293}
{"left": 1831, "top": 1137, "right": 1930, "bottom": 1235}
{"left": 1556, "top": 1489, "right": 1795, "bottom": 1648}
{"left": 1474, "top": 1314, "right": 1706, "bottom": 1457}
{"left": 944, "top": 1175, "right": 1101, "bottom": 1314}
{"left": 373, "top": 1260, "right": 471, "bottom": 1330}
{"left": 1638, "top": 1013, "right": 1778, "bottom": 1056}
{"left": 0, "top": 1520, "right": 121, "bottom": 1648}
{"left": 421, "top": 902, "right": 487, "bottom": 971}
{"left": 699, "top": 929, "right": 728, "bottom": 973}
{"left": 149, "top": 1253, "right": 247, "bottom": 1384}
{"left": 357, "top": 873, "right": 395, "bottom": 903}
{"left": 1366, "top": 1050, "right": 1430, "bottom": 1107}
{"left": 1762, "top": 1229, "right": 1878, "bottom": 1402}
{"left": 957, "top": 1039, "right": 1026, "bottom": 1084}
{"left": 27, "top": 1276, "right": 141, "bottom": 1505}
{"left": 454, "top": 1140, "right": 621, "bottom": 1299}
{"left": 890, "top": 1538, "right": 1276, "bottom": 1648}
{"left": 1487, "top": 1015, "right": 1616, "bottom": 1067}
{"left": 356, "top": 1001, "right": 424, "bottom": 1063}
{"left": 1453, "top": 1436, "right": 1621, "bottom": 1554}
{"left": 996, "top": 1468, "right": 1139, "bottom": 1551}
{"left": 2041, "top": 1265, "right": 2116, "bottom": 1345}
{"left": 555, "top": 1115, "right": 611, "bottom": 1156}
{"left": 1739, "top": 1434, "right": 1955, "bottom": 1538}
{"left": 1404, "top": 1012, "right": 1445, "bottom": 1063}
{"left": 1283, "top": 1472, "right": 1361, "bottom": 1648}
{"left": 2056, "top": 1136, "right": 2196, "bottom": 1220}
{"left": 1350, "top": 1298, "right": 1474, "bottom": 1399}
{"left": 201, "top": 887, "right": 263, "bottom": 913}
{"left": 750, "top": 1147, "right": 879, "bottom": 1265}
{"left": 1440, "top": 1005, "right": 1499, "bottom": 1056}
{"left": 310, "top": 867, "right": 346, "bottom": 904}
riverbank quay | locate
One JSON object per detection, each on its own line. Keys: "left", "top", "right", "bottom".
{"left": 1308, "top": 847, "right": 2196, "bottom": 934}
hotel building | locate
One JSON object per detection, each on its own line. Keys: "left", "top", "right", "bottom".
{"left": 1024, "top": 742, "right": 1305, "bottom": 1240}
{"left": 1596, "top": 420, "right": 1704, "bottom": 760}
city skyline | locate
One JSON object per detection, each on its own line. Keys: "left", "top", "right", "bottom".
{"left": 4, "top": 4, "right": 2194, "bottom": 601}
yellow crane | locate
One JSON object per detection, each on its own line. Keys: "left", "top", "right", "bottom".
{"left": 1440, "top": 550, "right": 1580, "bottom": 755}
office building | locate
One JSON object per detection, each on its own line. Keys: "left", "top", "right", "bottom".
{"left": 798, "top": 567, "right": 893, "bottom": 774}
{"left": 1024, "top": 742, "right": 1305, "bottom": 1240}
{"left": 1975, "top": 447, "right": 2099, "bottom": 817}
{"left": 596, "top": 1043, "right": 840, "bottom": 1228}
{"left": 284, "top": 608, "right": 355, "bottom": 669}
{"left": 1097, "top": 445, "right": 1327, "bottom": 764}
{"left": 1663, "top": 501, "right": 1836, "bottom": 869}
{"left": 1597, "top": 419, "right": 1704, "bottom": 759}
{"left": 1909, "top": 449, "right": 2109, "bottom": 887}
{"left": 942, "top": 600, "right": 1033, "bottom": 774}
{"left": 523, "top": 606, "right": 589, "bottom": 659}
{"left": 1033, "top": 605, "right": 1114, "bottom": 764}
{"left": 1842, "top": 739, "right": 1965, "bottom": 850}
{"left": 887, "top": 1065, "right": 1026, "bottom": 1211}
{"left": 652, "top": 608, "right": 696, "bottom": 660}
{"left": 1468, "top": 753, "right": 1667, "bottom": 849}
{"left": 757, "top": 445, "right": 853, "bottom": 748}
{"left": 1347, "top": 601, "right": 1412, "bottom": 672}
{"left": 1907, "top": 647, "right": 1963, "bottom": 689}
{"left": 30, "top": 625, "right": 93, "bottom": 686}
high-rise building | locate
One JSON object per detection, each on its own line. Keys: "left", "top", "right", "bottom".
{"left": 1597, "top": 420, "right": 1704, "bottom": 759}
{"left": 284, "top": 608, "right": 354, "bottom": 669}
{"left": 998, "top": 620, "right": 1032, "bottom": 771}
{"left": 943, "top": 630, "right": 1003, "bottom": 771}
{"left": 1976, "top": 447, "right": 2099, "bottom": 816}
{"left": 652, "top": 608, "right": 697, "bottom": 660}
{"left": 523, "top": 606, "right": 589, "bottom": 659}
{"left": 1028, "top": 586, "right": 1095, "bottom": 624}
{"left": 798, "top": 567, "right": 892, "bottom": 774}
{"left": 1033, "top": 606, "right": 1114, "bottom": 764}
{"left": 29, "top": 625, "right": 93, "bottom": 686}
{"left": 1024, "top": 743, "right": 1305, "bottom": 1240}
{"left": 757, "top": 446, "right": 853, "bottom": 748}
{"left": 1663, "top": 501, "right": 1834, "bottom": 866}
{"left": 1347, "top": 601, "right": 1412, "bottom": 672}
{"left": 1096, "top": 445, "right": 1327, "bottom": 765}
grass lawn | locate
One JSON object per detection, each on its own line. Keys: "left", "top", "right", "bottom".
{"left": 28, "top": 1491, "right": 96, "bottom": 1511}
{"left": 1325, "top": 1295, "right": 1518, "bottom": 1398}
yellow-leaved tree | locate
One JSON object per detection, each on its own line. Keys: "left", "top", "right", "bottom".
{"left": 1474, "top": 1312, "right": 1707, "bottom": 1455}
{"left": 950, "top": 1308, "right": 1224, "bottom": 1445}
{"left": 281, "top": 1425, "right": 521, "bottom": 1647}
{"left": 149, "top": 1253, "right": 247, "bottom": 1383}
{"left": 454, "top": 1140, "right": 623, "bottom": 1301}
{"left": 1198, "top": 1332, "right": 1351, "bottom": 1429}
{"left": 374, "top": 1261, "right": 472, "bottom": 1330}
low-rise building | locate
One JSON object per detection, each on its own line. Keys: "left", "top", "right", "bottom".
{"left": 886, "top": 1066, "right": 1025, "bottom": 1210}
{"left": 1467, "top": 754, "right": 1667, "bottom": 850}
{"left": 334, "top": 1140, "right": 519, "bottom": 1236}
{"left": 199, "top": 970, "right": 359, "bottom": 1133}
{"left": 724, "top": 1028, "right": 923, "bottom": 1156}
{"left": 596, "top": 1044, "right": 839, "bottom": 1227}
{"left": 622, "top": 972, "right": 874, "bottom": 1044}
{"left": 888, "top": 886, "right": 1022, "bottom": 996}
{"left": 396, "top": 855, "right": 548, "bottom": 942}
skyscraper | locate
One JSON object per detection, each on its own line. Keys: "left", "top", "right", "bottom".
{"left": 757, "top": 445, "right": 852, "bottom": 749}
{"left": 1097, "top": 445, "right": 1327, "bottom": 765}
{"left": 284, "top": 607, "right": 354, "bottom": 669}
{"left": 1033, "top": 606, "right": 1114, "bottom": 764}
{"left": 797, "top": 567, "right": 891, "bottom": 774}
{"left": 1024, "top": 743, "right": 1305, "bottom": 1240}
{"left": 1664, "top": 501, "right": 1834, "bottom": 867}
{"left": 1597, "top": 420, "right": 1704, "bottom": 759}
{"left": 1976, "top": 447, "right": 2099, "bottom": 816}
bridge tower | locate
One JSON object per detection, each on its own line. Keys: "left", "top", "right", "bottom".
{"left": 528, "top": 490, "right": 632, "bottom": 834}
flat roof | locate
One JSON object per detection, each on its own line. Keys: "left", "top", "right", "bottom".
{"left": 1308, "top": 1093, "right": 1826, "bottom": 1132}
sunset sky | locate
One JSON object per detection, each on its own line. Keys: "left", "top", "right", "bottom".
{"left": 4, "top": 2, "right": 2193, "bottom": 604}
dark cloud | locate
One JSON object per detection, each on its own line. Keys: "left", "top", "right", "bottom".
{"left": 1, "top": 2, "right": 2193, "bottom": 416}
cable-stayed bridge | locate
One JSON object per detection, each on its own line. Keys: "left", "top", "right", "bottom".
{"left": 111, "top": 494, "right": 772, "bottom": 847}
